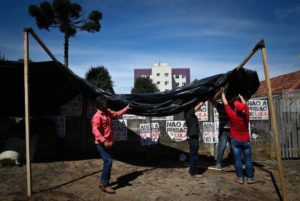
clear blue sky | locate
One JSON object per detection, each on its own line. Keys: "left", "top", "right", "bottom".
{"left": 0, "top": 0, "right": 299, "bottom": 94}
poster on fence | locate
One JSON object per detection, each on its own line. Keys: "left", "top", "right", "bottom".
{"left": 248, "top": 99, "right": 269, "bottom": 120}
{"left": 203, "top": 122, "right": 218, "bottom": 143}
{"left": 50, "top": 116, "right": 66, "bottom": 137}
{"left": 60, "top": 95, "right": 82, "bottom": 116}
{"left": 166, "top": 121, "right": 187, "bottom": 142}
{"left": 139, "top": 123, "right": 160, "bottom": 145}
{"left": 195, "top": 101, "right": 208, "bottom": 121}
{"left": 112, "top": 119, "right": 128, "bottom": 141}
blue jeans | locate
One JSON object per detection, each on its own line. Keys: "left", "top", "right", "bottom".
{"left": 96, "top": 144, "right": 113, "bottom": 186}
{"left": 188, "top": 136, "right": 199, "bottom": 175}
{"left": 231, "top": 139, "right": 253, "bottom": 179}
{"left": 216, "top": 129, "right": 230, "bottom": 166}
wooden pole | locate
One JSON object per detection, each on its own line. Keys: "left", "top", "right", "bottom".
{"left": 214, "top": 40, "right": 264, "bottom": 100}
{"left": 24, "top": 28, "right": 32, "bottom": 197}
{"left": 261, "top": 43, "right": 289, "bottom": 201}
{"left": 24, "top": 27, "right": 59, "bottom": 63}
{"left": 236, "top": 40, "right": 264, "bottom": 71}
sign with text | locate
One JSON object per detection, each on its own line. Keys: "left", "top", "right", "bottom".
{"left": 112, "top": 119, "right": 128, "bottom": 141}
{"left": 51, "top": 116, "right": 66, "bottom": 137}
{"left": 195, "top": 101, "right": 208, "bottom": 121}
{"left": 166, "top": 121, "right": 187, "bottom": 142}
{"left": 139, "top": 123, "right": 160, "bottom": 145}
{"left": 60, "top": 95, "right": 82, "bottom": 116}
{"left": 152, "top": 116, "right": 174, "bottom": 121}
{"left": 202, "top": 122, "right": 218, "bottom": 143}
{"left": 248, "top": 99, "right": 269, "bottom": 120}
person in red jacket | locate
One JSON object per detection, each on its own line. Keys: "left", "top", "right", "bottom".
{"left": 91, "top": 96, "right": 130, "bottom": 193}
{"left": 221, "top": 88, "right": 254, "bottom": 184}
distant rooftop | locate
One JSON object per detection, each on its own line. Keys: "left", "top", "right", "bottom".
{"left": 253, "top": 70, "right": 300, "bottom": 97}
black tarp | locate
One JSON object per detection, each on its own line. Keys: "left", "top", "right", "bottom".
{"left": 0, "top": 61, "right": 98, "bottom": 117}
{"left": 0, "top": 61, "right": 259, "bottom": 117}
{"left": 107, "top": 67, "right": 260, "bottom": 116}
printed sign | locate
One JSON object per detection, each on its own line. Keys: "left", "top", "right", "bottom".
{"left": 152, "top": 116, "right": 174, "bottom": 121}
{"left": 139, "top": 123, "right": 160, "bottom": 145}
{"left": 60, "top": 95, "right": 82, "bottom": 116}
{"left": 202, "top": 122, "right": 218, "bottom": 143}
{"left": 123, "top": 114, "right": 146, "bottom": 120}
{"left": 166, "top": 121, "right": 187, "bottom": 142}
{"left": 51, "top": 116, "right": 66, "bottom": 137}
{"left": 195, "top": 101, "right": 208, "bottom": 121}
{"left": 248, "top": 99, "right": 269, "bottom": 120}
{"left": 112, "top": 119, "right": 128, "bottom": 141}
{"left": 213, "top": 108, "right": 219, "bottom": 122}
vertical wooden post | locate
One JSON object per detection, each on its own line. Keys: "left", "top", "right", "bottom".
{"left": 24, "top": 28, "right": 32, "bottom": 197}
{"left": 261, "top": 44, "right": 289, "bottom": 201}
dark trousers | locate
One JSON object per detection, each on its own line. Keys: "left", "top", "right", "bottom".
{"left": 96, "top": 144, "right": 113, "bottom": 186}
{"left": 188, "top": 136, "right": 199, "bottom": 175}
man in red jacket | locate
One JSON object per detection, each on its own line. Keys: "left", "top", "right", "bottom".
{"left": 91, "top": 96, "right": 130, "bottom": 193}
{"left": 221, "top": 88, "right": 254, "bottom": 184}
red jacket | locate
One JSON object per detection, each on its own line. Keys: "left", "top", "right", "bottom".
{"left": 91, "top": 107, "right": 128, "bottom": 146}
{"left": 224, "top": 104, "right": 250, "bottom": 142}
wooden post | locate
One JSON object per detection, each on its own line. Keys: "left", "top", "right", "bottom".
{"left": 214, "top": 40, "right": 264, "bottom": 100}
{"left": 24, "top": 28, "right": 32, "bottom": 197}
{"left": 261, "top": 43, "right": 289, "bottom": 201}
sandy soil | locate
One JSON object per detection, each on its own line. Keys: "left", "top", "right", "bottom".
{"left": 0, "top": 157, "right": 299, "bottom": 201}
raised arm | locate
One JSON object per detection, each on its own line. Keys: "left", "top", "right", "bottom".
{"left": 195, "top": 101, "right": 204, "bottom": 111}
{"left": 221, "top": 87, "right": 228, "bottom": 105}
{"left": 238, "top": 94, "right": 246, "bottom": 104}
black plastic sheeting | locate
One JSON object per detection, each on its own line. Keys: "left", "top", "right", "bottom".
{"left": 104, "top": 68, "right": 260, "bottom": 116}
{"left": 0, "top": 60, "right": 259, "bottom": 117}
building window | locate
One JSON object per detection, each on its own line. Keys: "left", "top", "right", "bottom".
{"left": 182, "top": 75, "right": 186, "bottom": 78}
{"left": 157, "top": 73, "right": 160, "bottom": 76}
{"left": 165, "top": 81, "right": 169, "bottom": 85}
{"left": 182, "top": 82, "right": 186, "bottom": 86}
{"left": 157, "top": 81, "right": 160, "bottom": 85}
{"left": 175, "top": 75, "right": 179, "bottom": 79}
{"left": 176, "top": 82, "right": 179, "bottom": 87}
{"left": 164, "top": 73, "right": 168, "bottom": 77}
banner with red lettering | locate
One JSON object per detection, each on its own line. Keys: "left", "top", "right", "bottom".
{"left": 166, "top": 121, "right": 187, "bottom": 142}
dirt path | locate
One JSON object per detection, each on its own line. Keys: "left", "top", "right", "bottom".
{"left": 0, "top": 159, "right": 299, "bottom": 201}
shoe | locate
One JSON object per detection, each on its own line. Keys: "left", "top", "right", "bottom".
{"left": 190, "top": 173, "right": 203, "bottom": 178}
{"left": 247, "top": 178, "right": 255, "bottom": 184}
{"left": 236, "top": 177, "right": 244, "bottom": 184}
{"left": 99, "top": 184, "right": 116, "bottom": 194}
{"left": 208, "top": 165, "right": 222, "bottom": 171}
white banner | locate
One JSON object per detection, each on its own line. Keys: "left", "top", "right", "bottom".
{"left": 202, "top": 122, "right": 218, "bottom": 143}
{"left": 166, "top": 121, "right": 187, "bottom": 142}
{"left": 195, "top": 101, "right": 208, "bottom": 121}
{"left": 112, "top": 119, "right": 128, "bottom": 141}
{"left": 248, "top": 99, "right": 269, "bottom": 120}
{"left": 139, "top": 123, "right": 160, "bottom": 145}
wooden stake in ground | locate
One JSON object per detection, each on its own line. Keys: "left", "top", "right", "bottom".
{"left": 24, "top": 28, "right": 32, "bottom": 197}
{"left": 261, "top": 42, "right": 289, "bottom": 201}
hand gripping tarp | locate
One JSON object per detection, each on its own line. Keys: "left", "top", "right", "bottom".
{"left": 100, "top": 67, "right": 260, "bottom": 116}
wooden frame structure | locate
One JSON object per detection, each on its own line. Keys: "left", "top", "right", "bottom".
{"left": 23, "top": 28, "right": 288, "bottom": 200}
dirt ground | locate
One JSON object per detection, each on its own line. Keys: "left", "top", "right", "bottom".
{"left": 0, "top": 156, "right": 300, "bottom": 201}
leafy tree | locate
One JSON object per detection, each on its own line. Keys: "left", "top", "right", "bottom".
{"left": 85, "top": 66, "right": 115, "bottom": 94}
{"left": 131, "top": 77, "right": 159, "bottom": 94}
{"left": 28, "top": 0, "right": 102, "bottom": 68}
{"left": 0, "top": 51, "right": 6, "bottom": 61}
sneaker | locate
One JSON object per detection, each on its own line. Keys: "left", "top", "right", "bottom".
{"left": 247, "top": 178, "right": 255, "bottom": 184}
{"left": 236, "top": 177, "right": 244, "bottom": 184}
{"left": 208, "top": 165, "right": 222, "bottom": 171}
{"left": 190, "top": 173, "right": 203, "bottom": 178}
{"left": 99, "top": 184, "right": 116, "bottom": 194}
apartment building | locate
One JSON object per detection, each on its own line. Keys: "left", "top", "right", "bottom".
{"left": 134, "top": 62, "right": 190, "bottom": 92}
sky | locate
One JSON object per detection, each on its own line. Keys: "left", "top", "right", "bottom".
{"left": 0, "top": 0, "right": 299, "bottom": 94}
